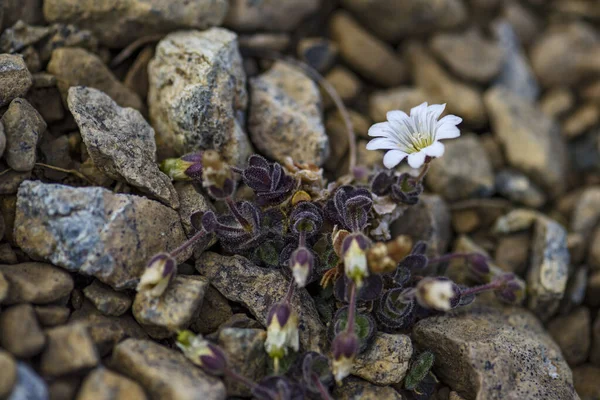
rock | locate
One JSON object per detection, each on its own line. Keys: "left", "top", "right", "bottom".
{"left": 1, "top": 98, "right": 46, "bottom": 172}
{"left": 407, "top": 43, "right": 487, "bottom": 127}
{"left": 0, "top": 122, "right": 6, "bottom": 160}
{"left": 560, "top": 265, "right": 588, "bottom": 314}
{"left": 112, "top": 339, "right": 226, "bottom": 400}
{"left": 0, "top": 54, "right": 32, "bottom": 107}
{"left": 238, "top": 33, "right": 291, "bottom": 53}
{"left": 148, "top": 29, "right": 251, "bottom": 165}
{"left": 430, "top": 29, "right": 504, "bottom": 83}
{"left": 569, "top": 129, "right": 600, "bottom": 174}
{"left": 324, "top": 110, "right": 371, "bottom": 171}
{"left": 218, "top": 328, "right": 267, "bottom": 397}
{"left": 190, "top": 285, "right": 233, "bottom": 334}
{"left": 493, "top": 21, "right": 540, "bottom": 101}
{"left": 570, "top": 187, "right": 600, "bottom": 239}
{"left": 67, "top": 86, "right": 178, "bottom": 208}
{"left": 592, "top": 310, "right": 600, "bottom": 365}
{"left": 77, "top": 367, "right": 147, "bottom": 400}
{"left": 43, "top": 0, "right": 228, "bottom": 48}
{"left": 248, "top": 61, "right": 329, "bottom": 166}
{"left": 196, "top": 252, "right": 326, "bottom": 352}
{"left": 83, "top": 280, "right": 132, "bottom": 317}
{"left": 0, "top": 20, "right": 50, "bottom": 53}
{"left": 173, "top": 182, "right": 213, "bottom": 237}
{"left": 0, "top": 165, "right": 31, "bottom": 195}
{"left": 2, "top": 0, "right": 44, "bottom": 27}
{"left": 225, "top": 0, "right": 319, "bottom": 32}
{"left": 27, "top": 72, "right": 65, "bottom": 124}
{"left": 39, "top": 23, "right": 100, "bottom": 63}
{"left": 48, "top": 377, "right": 80, "bottom": 400}
{"left": 297, "top": 37, "right": 338, "bottom": 73}
{"left": 495, "top": 169, "right": 546, "bottom": 208}
{"left": 368, "top": 87, "right": 428, "bottom": 123}
{"left": 0, "top": 350, "right": 17, "bottom": 399}
{"left": 0, "top": 272, "right": 7, "bottom": 303}
{"left": 585, "top": 271, "right": 600, "bottom": 308}
{"left": 540, "top": 88, "right": 575, "bottom": 119}
{"left": 355, "top": 140, "right": 384, "bottom": 170}
{"left": 330, "top": 11, "right": 407, "bottom": 87}
{"left": 485, "top": 87, "right": 568, "bottom": 197}
{"left": 37, "top": 134, "right": 75, "bottom": 182}
{"left": 0, "top": 304, "right": 46, "bottom": 358}
{"left": 391, "top": 195, "right": 451, "bottom": 258}
{"left": 531, "top": 22, "right": 600, "bottom": 88}
{"left": 353, "top": 333, "right": 412, "bottom": 385}
{"left": 501, "top": 1, "right": 541, "bottom": 46}
{"left": 34, "top": 305, "right": 71, "bottom": 327}
{"left": 0, "top": 262, "right": 73, "bottom": 305}
{"left": 47, "top": 47, "right": 143, "bottom": 110}
{"left": 0, "top": 244, "right": 17, "bottom": 265}
{"left": 426, "top": 134, "right": 495, "bottom": 202}
{"left": 8, "top": 363, "right": 48, "bottom": 400}
{"left": 526, "top": 216, "right": 569, "bottom": 321}
{"left": 573, "top": 365, "right": 600, "bottom": 400}
{"left": 494, "top": 232, "right": 530, "bottom": 276}
{"left": 333, "top": 376, "right": 403, "bottom": 400}
{"left": 563, "top": 103, "right": 600, "bottom": 139}
{"left": 15, "top": 181, "right": 189, "bottom": 290}
{"left": 40, "top": 323, "right": 99, "bottom": 377}
{"left": 413, "top": 305, "right": 577, "bottom": 400}
{"left": 339, "top": 0, "right": 466, "bottom": 42}
{"left": 547, "top": 307, "right": 591, "bottom": 366}
{"left": 589, "top": 226, "right": 600, "bottom": 271}
{"left": 323, "top": 66, "right": 363, "bottom": 108}
{"left": 124, "top": 46, "right": 153, "bottom": 100}
{"left": 133, "top": 275, "right": 208, "bottom": 339}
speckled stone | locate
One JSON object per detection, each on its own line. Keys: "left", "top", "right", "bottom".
{"left": 2, "top": 97, "right": 46, "bottom": 172}
{"left": 353, "top": 333, "right": 412, "bottom": 385}
{"left": 0, "top": 54, "right": 32, "bottom": 107}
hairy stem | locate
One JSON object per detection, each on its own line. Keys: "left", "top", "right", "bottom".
{"left": 35, "top": 163, "right": 94, "bottom": 184}
{"left": 170, "top": 230, "right": 207, "bottom": 258}
{"left": 285, "top": 277, "right": 296, "bottom": 304}
{"left": 346, "top": 281, "right": 357, "bottom": 334}
{"left": 225, "top": 197, "right": 252, "bottom": 231}
{"left": 223, "top": 367, "right": 280, "bottom": 399}
{"left": 416, "top": 162, "right": 430, "bottom": 182}
{"left": 312, "top": 373, "right": 334, "bottom": 400}
{"left": 460, "top": 280, "right": 502, "bottom": 298}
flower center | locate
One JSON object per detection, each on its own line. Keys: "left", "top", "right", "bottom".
{"left": 399, "top": 132, "right": 433, "bottom": 153}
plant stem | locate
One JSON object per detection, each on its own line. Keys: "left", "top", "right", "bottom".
{"left": 345, "top": 281, "right": 357, "bottom": 334}
{"left": 416, "top": 162, "right": 430, "bottom": 182}
{"left": 170, "top": 230, "right": 206, "bottom": 258}
{"left": 224, "top": 367, "right": 280, "bottom": 399}
{"left": 427, "top": 252, "right": 472, "bottom": 265}
{"left": 225, "top": 197, "right": 251, "bottom": 230}
{"left": 299, "top": 231, "right": 306, "bottom": 248}
{"left": 285, "top": 277, "right": 296, "bottom": 304}
{"left": 460, "top": 281, "right": 502, "bottom": 298}
{"left": 312, "top": 373, "right": 334, "bottom": 400}
{"left": 34, "top": 163, "right": 94, "bottom": 184}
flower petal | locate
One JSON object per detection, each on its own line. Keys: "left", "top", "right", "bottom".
{"left": 435, "top": 115, "right": 462, "bottom": 140}
{"left": 427, "top": 103, "right": 446, "bottom": 120}
{"left": 407, "top": 151, "right": 427, "bottom": 169}
{"left": 386, "top": 110, "right": 409, "bottom": 125}
{"left": 366, "top": 138, "right": 399, "bottom": 150}
{"left": 383, "top": 150, "right": 407, "bottom": 169}
{"left": 421, "top": 141, "right": 445, "bottom": 158}
{"left": 368, "top": 122, "right": 395, "bottom": 137}
{"left": 410, "top": 102, "right": 428, "bottom": 117}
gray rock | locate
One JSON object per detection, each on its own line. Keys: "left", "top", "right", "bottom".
{"left": 67, "top": 86, "right": 178, "bottom": 208}
{"left": 527, "top": 216, "right": 570, "bottom": 321}
{"left": 495, "top": 169, "right": 546, "bottom": 208}
{"left": 8, "top": 363, "right": 48, "bottom": 400}
{"left": 225, "top": 0, "right": 320, "bottom": 32}
{"left": 391, "top": 195, "right": 451, "bottom": 258}
{"left": 47, "top": 47, "right": 143, "bottom": 110}
{"left": 2, "top": 98, "right": 46, "bottom": 172}
{"left": 330, "top": 11, "right": 407, "bottom": 87}
{"left": 148, "top": 29, "right": 251, "bottom": 165}
{"left": 83, "top": 280, "right": 132, "bottom": 317}
{"left": 493, "top": 21, "right": 540, "bottom": 101}
{"left": 547, "top": 307, "right": 591, "bottom": 366}
{"left": 0, "top": 21, "right": 50, "bottom": 54}
{"left": 0, "top": 262, "right": 74, "bottom": 305}
{"left": 0, "top": 350, "right": 17, "bottom": 399}
{"left": 0, "top": 304, "right": 46, "bottom": 358}
{"left": 112, "top": 339, "right": 226, "bottom": 400}
{"left": 0, "top": 54, "right": 32, "bottom": 107}
{"left": 339, "top": 0, "right": 466, "bottom": 42}
{"left": 353, "top": 333, "right": 412, "bottom": 385}
{"left": 40, "top": 323, "right": 99, "bottom": 377}
{"left": 190, "top": 285, "right": 233, "bottom": 334}
{"left": 15, "top": 181, "right": 189, "bottom": 290}
{"left": 573, "top": 365, "right": 600, "bottom": 400}
{"left": 196, "top": 252, "right": 326, "bottom": 352}
{"left": 426, "top": 134, "right": 495, "bottom": 202}
{"left": 34, "top": 305, "right": 71, "bottom": 327}
{"left": 333, "top": 376, "right": 403, "bottom": 400}
{"left": 430, "top": 29, "right": 504, "bottom": 83}
{"left": 485, "top": 87, "right": 568, "bottom": 197}
{"left": 413, "top": 305, "right": 578, "bottom": 400}
{"left": 368, "top": 87, "right": 428, "bottom": 123}
{"left": 133, "top": 275, "right": 208, "bottom": 339}
{"left": 249, "top": 61, "right": 329, "bottom": 166}
{"left": 38, "top": 23, "right": 99, "bottom": 63}
{"left": 218, "top": 328, "right": 267, "bottom": 397}
{"left": 43, "top": 0, "right": 228, "bottom": 48}
{"left": 77, "top": 367, "right": 148, "bottom": 400}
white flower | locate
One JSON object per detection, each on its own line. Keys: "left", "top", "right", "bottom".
{"left": 367, "top": 102, "right": 462, "bottom": 169}
{"left": 415, "top": 277, "right": 458, "bottom": 311}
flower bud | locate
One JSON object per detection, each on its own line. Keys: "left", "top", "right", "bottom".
{"left": 290, "top": 247, "right": 314, "bottom": 288}
{"left": 136, "top": 253, "right": 176, "bottom": 297}
{"left": 332, "top": 227, "right": 350, "bottom": 258}
{"left": 415, "top": 277, "right": 460, "bottom": 312}
{"left": 176, "top": 331, "right": 228, "bottom": 375}
{"left": 342, "top": 233, "right": 370, "bottom": 288}
{"left": 467, "top": 253, "right": 491, "bottom": 281}
{"left": 201, "top": 150, "right": 235, "bottom": 199}
{"left": 160, "top": 154, "right": 201, "bottom": 181}
{"left": 265, "top": 303, "right": 299, "bottom": 362}
{"left": 331, "top": 331, "right": 359, "bottom": 384}
{"left": 494, "top": 275, "right": 526, "bottom": 305}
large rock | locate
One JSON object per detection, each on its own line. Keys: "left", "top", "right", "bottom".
{"left": 1, "top": 98, "right": 46, "bottom": 172}
{"left": 225, "top": 0, "right": 320, "bottom": 32}
{"left": 353, "top": 333, "right": 412, "bottom": 385}
{"left": 0, "top": 262, "right": 74, "bottom": 305}
{"left": 43, "top": 0, "right": 228, "bottom": 48}
{"left": 148, "top": 29, "right": 251, "bottom": 165}
{"left": 0, "top": 54, "right": 32, "bottom": 107}
{"left": 340, "top": 0, "right": 467, "bottom": 42}
{"left": 47, "top": 47, "right": 143, "bottom": 110}
{"left": 413, "top": 305, "right": 579, "bottom": 400}
{"left": 426, "top": 134, "right": 495, "bottom": 202}
{"left": 40, "top": 323, "right": 99, "bottom": 377}
{"left": 485, "top": 87, "right": 568, "bottom": 197}
{"left": 196, "top": 252, "right": 326, "bottom": 352}
{"left": 248, "top": 61, "right": 329, "bottom": 166}
{"left": 77, "top": 367, "right": 147, "bottom": 400}
{"left": 112, "top": 339, "right": 226, "bottom": 400}
{"left": 67, "top": 87, "right": 178, "bottom": 208}
{"left": 15, "top": 181, "right": 189, "bottom": 290}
